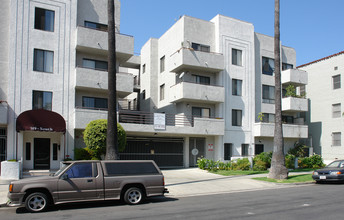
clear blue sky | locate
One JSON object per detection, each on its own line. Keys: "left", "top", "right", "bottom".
{"left": 120, "top": 0, "right": 344, "bottom": 66}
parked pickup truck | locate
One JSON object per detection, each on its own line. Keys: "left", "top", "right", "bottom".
{"left": 8, "top": 160, "right": 168, "bottom": 212}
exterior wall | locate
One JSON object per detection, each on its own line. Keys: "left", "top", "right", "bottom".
{"left": 300, "top": 53, "right": 344, "bottom": 162}
{"left": 0, "top": 0, "right": 10, "bottom": 102}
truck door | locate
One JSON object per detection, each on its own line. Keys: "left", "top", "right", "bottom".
{"left": 57, "top": 162, "right": 100, "bottom": 202}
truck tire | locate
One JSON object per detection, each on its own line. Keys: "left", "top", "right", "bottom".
{"left": 25, "top": 192, "right": 49, "bottom": 212}
{"left": 123, "top": 187, "right": 143, "bottom": 205}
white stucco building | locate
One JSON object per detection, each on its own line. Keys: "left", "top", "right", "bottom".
{"left": 299, "top": 51, "right": 344, "bottom": 163}
{"left": 0, "top": 0, "right": 308, "bottom": 170}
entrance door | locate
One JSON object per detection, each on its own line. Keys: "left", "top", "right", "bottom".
{"left": 189, "top": 138, "right": 205, "bottom": 167}
{"left": 34, "top": 138, "right": 50, "bottom": 170}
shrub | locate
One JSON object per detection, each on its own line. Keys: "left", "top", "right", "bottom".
{"left": 83, "top": 119, "right": 126, "bottom": 159}
{"left": 253, "top": 152, "right": 272, "bottom": 171}
{"left": 74, "top": 147, "right": 92, "bottom": 160}
{"left": 298, "top": 154, "right": 325, "bottom": 169}
{"left": 208, "top": 160, "right": 219, "bottom": 171}
{"left": 218, "top": 161, "right": 226, "bottom": 170}
{"left": 253, "top": 160, "right": 267, "bottom": 171}
{"left": 236, "top": 158, "right": 250, "bottom": 171}
{"left": 197, "top": 158, "right": 208, "bottom": 170}
{"left": 288, "top": 143, "right": 307, "bottom": 157}
{"left": 285, "top": 154, "right": 295, "bottom": 169}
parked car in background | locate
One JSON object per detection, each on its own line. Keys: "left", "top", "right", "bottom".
{"left": 7, "top": 160, "right": 168, "bottom": 212}
{"left": 312, "top": 160, "right": 344, "bottom": 183}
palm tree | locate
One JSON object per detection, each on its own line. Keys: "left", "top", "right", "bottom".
{"left": 268, "top": 0, "right": 288, "bottom": 179}
{"left": 106, "top": 0, "right": 119, "bottom": 160}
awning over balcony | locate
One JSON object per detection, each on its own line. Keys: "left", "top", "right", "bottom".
{"left": 16, "top": 109, "right": 66, "bottom": 133}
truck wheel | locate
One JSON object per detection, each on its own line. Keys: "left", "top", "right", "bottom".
{"left": 25, "top": 192, "right": 48, "bottom": 212}
{"left": 123, "top": 187, "right": 143, "bottom": 205}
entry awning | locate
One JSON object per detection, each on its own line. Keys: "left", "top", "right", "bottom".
{"left": 16, "top": 109, "right": 66, "bottom": 133}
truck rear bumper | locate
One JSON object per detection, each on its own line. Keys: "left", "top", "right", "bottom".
{"left": 163, "top": 188, "right": 169, "bottom": 194}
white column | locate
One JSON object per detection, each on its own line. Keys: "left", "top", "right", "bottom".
{"left": 184, "top": 136, "right": 189, "bottom": 168}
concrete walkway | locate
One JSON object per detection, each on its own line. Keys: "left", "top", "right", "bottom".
{"left": 0, "top": 168, "right": 312, "bottom": 207}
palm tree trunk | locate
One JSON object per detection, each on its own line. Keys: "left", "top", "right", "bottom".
{"left": 268, "top": 0, "right": 288, "bottom": 179}
{"left": 106, "top": 0, "right": 118, "bottom": 160}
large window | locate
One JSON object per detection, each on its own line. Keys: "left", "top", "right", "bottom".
{"left": 333, "top": 75, "right": 341, "bottom": 90}
{"left": 84, "top": 21, "right": 108, "bottom": 31}
{"left": 262, "top": 85, "right": 275, "bottom": 104}
{"left": 82, "top": 97, "right": 108, "bottom": 109}
{"left": 34, "top": 49, "right": 54, "bottom": 73}
{"left": 241, "top": 144, "right": 249, "bottom": 156}
{"left": 282, "top": 63, "right": 293, "bottom": 71}
{"left": 224, "top": 143, "right": 233, "bottom": 160}
{"left": 195, "top": 75, "right": 210, "bottom": 85}
{"left": 160, "top": 84, "right": 165, "bottom": 101}
{"left": 262, "top": 57, "right": 274, "bottom": 75}
{"left": 82, "top": 58, "right": 108, "bottom": 71}
{"left": 232, "top": 48, "right": 242, "bottom": 66}
{"left": 332, "top": 132, "right": 341, "bottom": 146}
{"left": 192, "top": 107, "right": 210, "bottom": 118}
{"left": 261, "top": 113, "right": 275, "bottom": 123}
{"left": 191, "top": 43, "right": 210, "bottom": 52}
{"left": 35, "top": 7, "right": 55, "bottom": 32}
{"left": 232, "top": 79, "right": 242, "bottom": 96}
{"left": 33, "top": 90, "right": 52, "bottom": 110}
{"left": 232, "top": 109, "right": 242, "bottom": 126}
{"left": 160, "top": 56, "right": 165, "bottom": 73}
{"left": 332, "top": 103, "right": 341, "bottom": 118}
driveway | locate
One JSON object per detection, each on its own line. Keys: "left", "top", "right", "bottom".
{"left": 162, "top": 168, "right": 303, "bottom": 198}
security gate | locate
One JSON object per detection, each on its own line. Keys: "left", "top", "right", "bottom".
{"left": 0, "top": 128, "right": 6, "bottom": 162}
{"left": 189, "top": 138, "right": 205, "bottom": 167}
{"left": 119, "top": 137, "right": 184, "bottom": 168}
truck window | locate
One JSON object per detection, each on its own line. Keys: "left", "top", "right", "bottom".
{"left": 104, "top": 162, "right": 159, "bottom": 176}
{"left": 65, "top": 163, "right": 93, "bottom": 178}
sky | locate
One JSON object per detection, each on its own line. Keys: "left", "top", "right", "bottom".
{"left": 120, "top": 0, "right": 344, "bottom": 66}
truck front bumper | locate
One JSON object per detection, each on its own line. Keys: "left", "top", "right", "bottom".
{"left": 7, "top": 192, "right": 26, "bottom": 207}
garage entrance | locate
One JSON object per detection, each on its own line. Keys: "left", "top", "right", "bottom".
{"left": 119, "top": 137, "right": 184, "bottom": 168}
{"left": 189, "top": 138, "right": 205, "bottom": 167}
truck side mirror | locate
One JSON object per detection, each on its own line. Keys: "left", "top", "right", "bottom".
{"left": 62, "top": 174, "right": 69, "bottom": 180}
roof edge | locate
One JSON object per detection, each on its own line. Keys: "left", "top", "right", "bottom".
{"left": 297, "top": 51, "right": 344, "bottom": 68}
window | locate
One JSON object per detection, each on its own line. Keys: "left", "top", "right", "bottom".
{"left": 192, "top": 107, "right": 210, "bottom": 118}
{"left": 142, "top": 64, "right": 146, "bottom": 74}
{"left": 84, "top": 21, "right": 108, "bottom": 31}
{"left": 33, "top": 90, "right": 52, "bottom": 110}
{"left": 332, "top": 132, "right": 341, "bottom": 146}
{"left": 255, "top": 144, "right": 264, "bottom": 155}
{"left": 262, "top": 85, "right": 275, "bottom": 104}
{"left": 35, "top": 7, "right": 55, "bottom": 32}
{"left": 0, "top": 128, "right": 6, "bottom": 161}
{"left": 160, "top": 56, "right": 165, "bottom": 73}
{"left": 82, "top": 97, "right": 108, "bottom": 109}
{"left": 53, "top": 143, "right": 58, "bottom": 160}
{"left": 282, "top": 63, "right": 293, "bottom": 71}
{"left": 282, "top": 115, "right": 294, "bottom": 124}
{"left": 34, "top": 49, "right": 54, "bottom": 73}
{"left": 232, "top": 109, "right": 242, "bottom": 126}
{"left": 232, "top": 48, "right": 242, "bottom": 66}
{"left": 262, "top": 57, "right": 274, "bottom": 75}
{"left": 195, "top": 75, "right": 210, "bottom": 85}
{"left": 104, "top": 162, "right": 159, "bottom": 176}
{"left": 142, "top": 90, "right": 146, "bottom": 100}
{"left": 241, "top": 144, "right": 249, "bottom": 156}
{"left": 191, "top": 43, "right": 210, "bottom": 52}
{"left": 82, "top": 58, "right": 108, "bottom": 71}
{"left": 332, "top": 103, "right": 341, "bottom": 118}
{"left": 333, "top": 75, "right": 341, "bottom": 89}
{"left": 160, "top": 84, "right": 165, "bottom": 101}
{"left": 25, "top": 143, "right": 31, "bottom": 160}
{"left": 232, "top": 79, "right": 242, "bottom": 96}
{"left": 261, "top": 113, "right": 275, "bottom": 123}
{"left": 65, "top": 163, "right": 93, "bottom": 178}
{"left": 224, "top": 143, "right": 233, "bottom": 160}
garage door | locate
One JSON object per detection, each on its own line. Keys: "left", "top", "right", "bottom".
{"left": 119, "top": 137, "right": 184, "bottom": 168}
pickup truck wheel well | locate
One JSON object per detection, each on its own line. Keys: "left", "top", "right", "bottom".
{"left": 121, "top": 184, "right": 146, "bottom": 199}
{"left": 23, "top": 188, "right": 53, "bottom": 205}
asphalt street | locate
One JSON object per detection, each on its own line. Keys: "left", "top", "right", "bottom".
{"left": 1, "top": 183, "right": 344, "bottom": 220}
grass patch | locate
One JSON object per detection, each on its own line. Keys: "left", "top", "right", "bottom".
{"left": 253, "top": 174, "right": 314, "bottom": 183}
{"left": 210, "top": 170, "right": 269, "bottom": 176}
{"left": 289, "top": 168, "right": 314, "bottom": 173}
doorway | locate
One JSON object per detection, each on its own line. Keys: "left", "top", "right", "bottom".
{"left": 34, "top": 138, "right": 50, "bottom": 170}
{"left": 189, "top": 138, "right": 205, "bottom": 167}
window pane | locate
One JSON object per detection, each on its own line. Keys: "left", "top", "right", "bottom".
{"left": 232, "top": 109, "right": 242, "bottom": 126}
{"left": 43, "top": 92, "right": 52, "bottom": 110}
{"left": 202, "top": 108, "right": 210, "bottom": 118}
{"left": 95, "top": 60, "right": 108, "bottom": 71}
{"left": 192, "top": 107, "right": 202, "bottom": 117}
{"left": 65, "top": 163, "right": 93, "bottom": 178}
{"left": 83, "top": 59, "right": 96, "bottom": 69}
{"left": 45, "top": 10, "right": 55, "bottom": 31}
{"left": 232, "top": 79, "right": 242, "bottom": 96}
{"left": 95, "top": 98, "right": 108, "bottom": 109}
{"left": 34, "top": 49, "right": 44, "bottom": 71}
{"left": 160, "top": 56, "right": 165, "bottom": 73}
{"left": 82, "top": 97, "right": 95, "bottom": 108}
{"left": 44, "top": 51, "right": 54, "bottom": 73}
{"left": 333, "top": 75, "right": 341, "bottom": 89}
{"left": 332, "top": 132, "right": 341, "bottom": 146}
{"left": 262, "top": 57, "right": 274, "bottom": 75}
{"left": 332, "top": 103, "right": 341, "bottom": 118}
{"left": 35, "top": 8, "right": 54, "bottom": 31}
{"left": 224, "top": 143, "right": 232, "bottom": 160}
{"left": 232, "top": 49, "right": 242, "bottom": 66}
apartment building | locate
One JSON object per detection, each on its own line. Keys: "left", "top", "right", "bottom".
{"left": 0, "top": 0, "right": 138, "bottom": 170}
{"left": 119, "top": 15, "right": 308, "bottom": 167}
{"left": 299, "top": 51, "right": 344, "bottom": 163}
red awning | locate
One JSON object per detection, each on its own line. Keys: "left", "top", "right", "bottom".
{"left": 16, "top": 109, "right": 66, "bottom": 133}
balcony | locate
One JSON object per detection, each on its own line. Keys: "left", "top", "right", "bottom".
{"left": 0, "top": 101, "right": 8, "bottom": 125}
{"left": 282, "top": 97, "right": 308, "bottom": 112}
{"left": 119, "top": 111, "right": 224, "bottom": 136}
{"left": 76, "top": 26, "right": 134, "bottom": 62}
{"left": 74, "top": 107, "right": 108, "bottom": 129}
{"left": 169, "top": 48, "right": 224, "bottom": 73}
{"left": 281, "top": 69, "right": 308, "bottom": 86}
{"left": 75, "top": 67, "right": 134, "bottom": 98}
{"left": 169, "top": 82, "right": 224, "bottom": 103}
{"left": 254, "top": 122, "right": 308, "bottom": 139}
